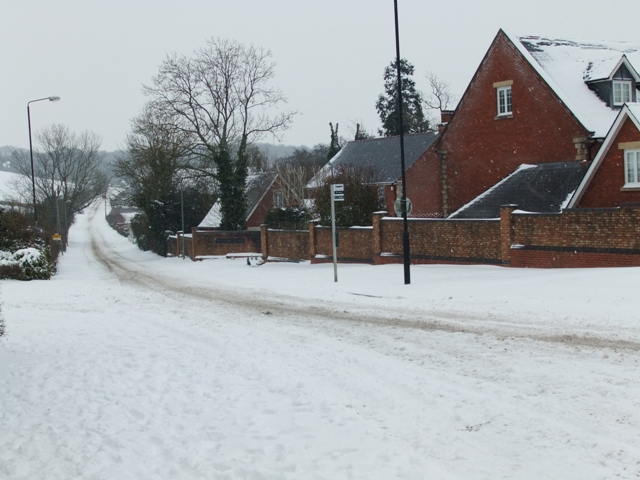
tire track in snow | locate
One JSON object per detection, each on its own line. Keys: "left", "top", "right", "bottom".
{"left": 88, "top": 205, "right": 640, "bottom": 353}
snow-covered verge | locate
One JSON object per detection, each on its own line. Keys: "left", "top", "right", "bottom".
{"left": 0, "top": 202, "right": 639, "bottom": 479}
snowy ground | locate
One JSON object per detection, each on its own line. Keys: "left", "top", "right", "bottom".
{"left": 1, "top": 202, "right": 639, "bottom": 479}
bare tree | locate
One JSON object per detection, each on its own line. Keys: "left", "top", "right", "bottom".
{"left": 274, "top": 164, "right": 313, "bottom": 207}
{"left": 424, "top": 71, "right": 457, "bottom": 113}
{"left": 13, "top": 124, "right": 109, "bottom": 226}
{"left": 143, "top": 38, "right": 296, "bottom": 230}
{"left": 272, "top": 145, "right": 328, "bottom": 207}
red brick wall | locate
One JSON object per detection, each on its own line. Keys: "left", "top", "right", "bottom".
{"left": 511, "top": 248, "right": 640, "bottom": 268}
{"left": 579, "top": 117, "right": 640, "bottom": 207}
{"left": 510, "top": 206, "right": 640, "bottom": 267}
{"left": 408, "top": 30, "right": 590, "bottom": 217}
{"left": 256, "top": 207, "right": 640, "bottom": 268}
{"left": 313, "top": 226, "right": 374, "bottom": 263}
{"left": 191, "top": 229, "right": 261, "bottom": 257}
{"left": 264, "top": 229, "right": 309, "bottom": 260}
{"left": 378, "top": 217, "right": 502, "bottom": 264}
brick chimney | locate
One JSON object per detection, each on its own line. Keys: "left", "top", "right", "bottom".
{"left": 438, "top": 110, "right": 455, "bottom": 134}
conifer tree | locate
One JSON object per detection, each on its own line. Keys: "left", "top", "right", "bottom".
{"left": 376, "top": 59, "right": 429, "bottom": 136}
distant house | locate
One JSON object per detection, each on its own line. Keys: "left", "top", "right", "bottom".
{"left": 199, "top": 172, "right": 281, "bottom": 230}
{"left": 569, "top": 103, "right": 640, "bottom": 208}
{"left": 307, "top": 132, "right": 439, "bottom": 216}
{"left": 407, "top": 29, "right": 640, "bottom": 217}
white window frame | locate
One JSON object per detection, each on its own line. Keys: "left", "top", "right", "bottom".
{"left": 613, "top": 80, "right": 632, "bottom": 106}
{"left": 497, "top": 85, "right": 512, "bottom": 116}
{"left": 273, "top": 190, "right": 284, "bottom": 208}
{"left": 624, "top": 149, "right": 640, "bottom": 186}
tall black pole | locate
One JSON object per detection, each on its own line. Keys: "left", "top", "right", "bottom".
{"left": 394, "top": 0, "right": 411, "bottom": 284}
{"left": 181, "top": 184, "right": 186, "bottom": 259}
{"left": 27, "top": 104, "right": 38, "bottom": 226}
{"left": 27, "top": 96, "right": 60, "bottom": 227}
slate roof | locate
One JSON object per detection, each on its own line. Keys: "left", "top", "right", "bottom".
{"left": 450, "top": 161, "right": 589, "bottom": 219}
{"left": 307, "top": 132, "right": 439, "bottom": 188}
{"left": 505, "top": 30, "right": 640, "bottom": 138}
{"left": 199, "top": 172, "right": 278, "bottom": 228}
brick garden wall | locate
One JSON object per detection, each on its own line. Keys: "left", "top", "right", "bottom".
{"left": 510, "top": 204, "right": 640, "bottom": 267}
{"left": 190, "top": 229, "right": 261, "bottom": 258}
{"left": 377, "top": 216, "right": 502, "bottom": 264}
{"left": 172, "top": 205, "right": 640, "bottom": 268}
{"left": 312, "top": 225, "right": 374, "bottom": 263}
{"left": 262, "top": 229, "right": 309, "bottom": 260}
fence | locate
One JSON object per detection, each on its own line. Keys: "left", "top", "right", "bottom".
{"left": 168, "top": 204, "right": 640, "bottom": 268}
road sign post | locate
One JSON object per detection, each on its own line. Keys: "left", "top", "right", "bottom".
{"left": 331, "top": 184, "right": 344, "bottom": 282}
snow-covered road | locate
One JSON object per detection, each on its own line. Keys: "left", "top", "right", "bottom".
{"left": 1, "top": 203, "right": 639, "bottom": 479}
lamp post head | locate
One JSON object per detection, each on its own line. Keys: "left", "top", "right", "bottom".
{"left": 48, "top": 96, "right": 61, "bottom": 102}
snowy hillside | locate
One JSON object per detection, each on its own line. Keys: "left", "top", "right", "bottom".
{"left": 0, "top": 170, "right": 23, "bottom": 201}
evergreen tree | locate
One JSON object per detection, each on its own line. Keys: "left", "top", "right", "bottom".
{"left": 376, "top": 59, "right": 429, "bottom": 136}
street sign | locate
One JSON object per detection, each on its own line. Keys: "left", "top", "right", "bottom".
{"left": 52, "top": 233, "right": 62, "bottom": 242}
{"left": 394, "top": 197, "right": 413, "bottom": 217}
{"left": 332, "top": 183, "right": 344, "bottom": 202}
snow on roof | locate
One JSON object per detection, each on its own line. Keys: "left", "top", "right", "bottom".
{"left": 505, "top": 30, "right": 640, "bottom": 138}
{"left": 627, "top": 102, "right": 640, "bottom": 122}
{"left": 199, "top": 200, "right": 222, "bottom": 228}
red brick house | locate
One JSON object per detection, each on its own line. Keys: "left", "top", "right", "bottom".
{"left": 569, "top": 104, "right": 640, "bottom": 208}
{"left": 407, "top": 29, "right": 640, "bottom": 218}
{"left": 199, "top": 172, "right": 282, "bottom": 230}
{"left": 308, "top": 133, "right": 439, "bottom": 216}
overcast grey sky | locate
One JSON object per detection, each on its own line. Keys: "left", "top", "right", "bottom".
{"left": 2, "top": 0, "right": 638, "bottom": 152}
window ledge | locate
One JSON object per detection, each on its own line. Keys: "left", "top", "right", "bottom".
{"left": 495, "top": 114, "right": 514, "bottom": 120}
{"left": 620, "top": 186, "right": 640, "bottom": 191}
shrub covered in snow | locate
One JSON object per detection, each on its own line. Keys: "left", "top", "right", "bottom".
{"left": 0, "top": 208, "right": 54, "bottom": 280}
{"left": 0, "top": 248, "right": 53, "bottom": 281}
{"left": 14, "top": 248, "right": 53, "bottom": 280}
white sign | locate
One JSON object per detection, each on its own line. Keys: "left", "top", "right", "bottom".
{"left": 332, "top": 184, "right": 344, "bottom": 202}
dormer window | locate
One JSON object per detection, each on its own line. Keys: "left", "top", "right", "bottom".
{"left": 613, "top": 81, "right": 632, "bottom": 106}
{"left": 493, "top": 80, "right": 513, "bottom": 117}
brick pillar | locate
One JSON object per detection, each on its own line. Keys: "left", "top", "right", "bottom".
{"left": 260, "top": 224, "right": 268, "bottom": 260}
{"left": 500, "top": 205, "right": 518, "bottom": 264}
{"left": 308, "top": 220, "right": 317, "bottom": 260}
{"left": 372, "top": 211, "right": 386, "bottom": 262}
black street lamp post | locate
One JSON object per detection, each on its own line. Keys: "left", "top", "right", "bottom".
{"left": 27, "top": 96, "right": 60, "bottom": 226}
{"left": 393, "top": 0, "right": 411, "bottom": 284}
